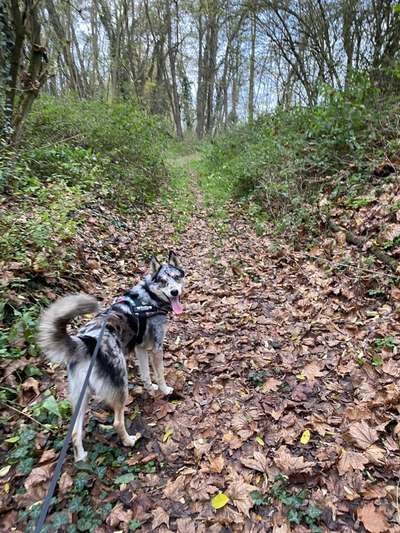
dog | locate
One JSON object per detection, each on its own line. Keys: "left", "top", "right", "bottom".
{"left": 38, "top": 251, "right": 185, "bottom": 462}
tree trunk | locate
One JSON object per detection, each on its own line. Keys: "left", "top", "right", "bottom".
{"left": 248, "top": 7, "right": 256, "bottom": 124}
{"left": 166, "top": 0, "right": 183, "bottom": 139}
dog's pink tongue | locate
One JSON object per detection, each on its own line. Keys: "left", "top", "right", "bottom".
{"left": 171, "top": 297, "right": 184, "bottom": 315}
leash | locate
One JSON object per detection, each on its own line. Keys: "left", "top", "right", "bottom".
{"left": 34, "top": 312, "right": 110, "bottom": 533}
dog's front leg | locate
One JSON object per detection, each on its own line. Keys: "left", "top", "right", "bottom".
{"left": 135, "top": 346, "right": 158, "bottom": 392}
{"left": 151, "top": 350, "right": 173, "bottom": 395}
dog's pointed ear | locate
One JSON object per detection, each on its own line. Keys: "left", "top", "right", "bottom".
{"left": 149, "top": 256, "right": 161, "bottom": 276}
{"left": 168, "top": 250, "right": 181, "bottom": 268}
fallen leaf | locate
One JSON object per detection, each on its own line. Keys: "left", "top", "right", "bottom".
{"left": 106, "top": 503, "right": 132, "bottom": 528}
{"left": 151, "top": 506, "right": 169, "bottom": 529}
{"left": 365, "top": 445, "right": 386, "bottom": 465}
{"left": 163, "top": 475, "right": 187, "bottom": 501}
{"left": 21, "top": 377, "right": 40, "bottom": 396}
{"left": 300, "top": 429, "right": 311, "bottom": 444}
{"left": 240, "top": 451, "right": 268, "bottom": 473}
{"left": 24, "top": 464, "right": 54, "bottom": 492}
{"left": 228, "top": 481, "right": 257, "bottom": 517}
{"left": 211, "top": 492, "right": 229, "bottom": 509}
{"left": 274, "top": 446, "right": 313, "bottom": 474}
{"left": 357, "top": 502, "right": 389, "bottom": 532}
{"left": 337, "top": 449, "right": 368, "bottom": 475}
{"left": 59, "top": 472, "right": 73, "bottom": 495}
{"left": 0, "top": 465, "right": 11, "bottom": 477}
{"left": 348, "top": 421, "right": 379, "bottom": 450}
{"left": 23, "top": 463, "right": 55, "bottom": 502}
{"left": 302, "top": 362, "right": 324, "bottom": 382}
{"left": 39, "top": 449, "right": 57, "bottom": 464}
{"left": 261, "top": 377, "right": 281, "bottom": 392}
{"left": 163, "top": 429, "right": 173, "bottom": 443}
{"left": 176, "top": 517, "right": 196, "bottom": 533}
{"left": 209, "top": 455, "right": 225, "bottom": 473}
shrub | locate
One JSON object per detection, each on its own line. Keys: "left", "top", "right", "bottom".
{"left": 201, "top": 76, "right": 399, "bottom": 235}
{"left": 0, "top": 96, "right": 170, "bottom": 281}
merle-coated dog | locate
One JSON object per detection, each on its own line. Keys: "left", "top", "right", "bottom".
{"left": 38, "top": 251, "right": 185, "bottom": 461}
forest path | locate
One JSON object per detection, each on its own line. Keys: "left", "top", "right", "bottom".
{"left": 115, "top": 153, "right": 399, "bottom": 532}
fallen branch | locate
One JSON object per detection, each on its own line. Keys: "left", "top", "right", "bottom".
{"left": 1, "top": 401, "right": 54, "bottom": 431}
{"left": 325, "top": 218, "right": 398, "bottom": 272}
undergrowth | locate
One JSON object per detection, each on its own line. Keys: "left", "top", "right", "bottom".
{"left": 199, "top": 75, "right": 400, "bottom": 236}
{"left": 0, "top": 96, "right": 169, "bottom": 280}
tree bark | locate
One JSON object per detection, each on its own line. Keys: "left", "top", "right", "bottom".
{"left": 248, "top": 6, "right": 256, "bottom": 124}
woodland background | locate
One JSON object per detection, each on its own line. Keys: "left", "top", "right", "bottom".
{"left": 1, "top": 1, "right": 400, "bottom": 532}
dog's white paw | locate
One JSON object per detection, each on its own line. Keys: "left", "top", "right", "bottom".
{"left": 160, "top": 385, "right": 174, "bottom": 396}
{"left": 123, "top": 432, "right": 141, "bottom": 447}
{"left": 75, "top": 451, "right": 88, "bottom": 463}
{"left": 144, "top": 382, "right": 159, "bottom": 392}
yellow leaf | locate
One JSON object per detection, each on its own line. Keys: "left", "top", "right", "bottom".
{"left": 163, "top": 429, "right": 173, "bottom": 443}
{"left": 211, "top": 492, "right": 229, "bottom": 510}
{"left": 3, "top": 483, "right": 10, "bottom": 494}
{"left": 296, "top": 372, "right": 306, "bottom": 381}
{"left": 255, "top": 436, "right": 265, "bottom": 446}
{"left": 300, "top": 430, "right": 311, "bottom": 445}
{"left": 0, "top": 465, "right": 11, "bottom": 477}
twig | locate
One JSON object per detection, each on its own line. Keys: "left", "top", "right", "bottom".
{"left": 1, "top": 401, "right": 54, "bottom": 431}
{"left": 36, "top": 133, "right": 83, "bottom": 151}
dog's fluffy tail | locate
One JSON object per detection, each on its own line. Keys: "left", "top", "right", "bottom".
{"left": 38, "top": 294, "right": 99, "bottom": 364}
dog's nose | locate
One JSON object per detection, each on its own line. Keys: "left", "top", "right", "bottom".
{"left": 170, "top": 289, "right": 179, "bottom": 297}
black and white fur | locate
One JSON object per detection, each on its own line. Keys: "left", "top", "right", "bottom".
{"left": 38, "top": 252, "right": 184, "bottom": 462}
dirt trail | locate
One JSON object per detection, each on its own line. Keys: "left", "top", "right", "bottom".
{"left": 124, "top": 159, "right": 400, "bottom": 532}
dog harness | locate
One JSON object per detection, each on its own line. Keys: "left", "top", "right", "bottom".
{"left": 112, "top": 286, "right": 171, "bottom": 346}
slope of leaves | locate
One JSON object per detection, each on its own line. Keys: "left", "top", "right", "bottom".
{"left": 0, "top": 151, "right": 399, "bottom": 531}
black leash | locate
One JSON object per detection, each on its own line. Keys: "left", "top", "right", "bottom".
{"left": 34, "top": 312, "right": 110, "bottom": 533}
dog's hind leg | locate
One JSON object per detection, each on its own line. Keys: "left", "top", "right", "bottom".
{"left": 68, "top": 363, "right": 90, "bottom": 462}
{"left": 135, "top": 346, "right": 158, "bottom": 392}
{"left": 111, "top": 393, "right": 141, "bottom": 447}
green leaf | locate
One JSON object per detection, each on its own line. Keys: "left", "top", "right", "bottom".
{"left": 5, "top": 435, "right": 20, "bottom": 444}
{"left": 42, "top": 395, "right": 61, "bottom": 417}
{"left": 0, "top": 465, "right": 11, "bottom": 477}
{"left": 287, "top": 508, "right": 301, "bottom": 524}
{"left": 250, "top": 490, "right": 266, "bottom": 506}
{"left": 25, "top": 365, "right": 43, "bottom": 377}
{"left": 162, "top": 429, "right": 173, "bottom": 442}
{"left": 52, "top": 512, "right": 70, "bottom": 529}
{"left": 129, "top": 520, "right": 142, "bottom": 531}
{"left": 306, "top": 504, "right": 322, "bottom": 520}
{"left": 115, "top": 472, "right": 136, "bottom": 484}
{"left": 211, "top": 492, "right": 229, "bottom": 509}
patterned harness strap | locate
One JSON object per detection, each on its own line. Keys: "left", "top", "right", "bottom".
{"left": 113, "top": 292, "right": 169, "bottom": 346}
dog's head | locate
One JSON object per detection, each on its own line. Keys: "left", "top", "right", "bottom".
{"left": 147, "top": 251, "right": 185, "bottom": 314}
